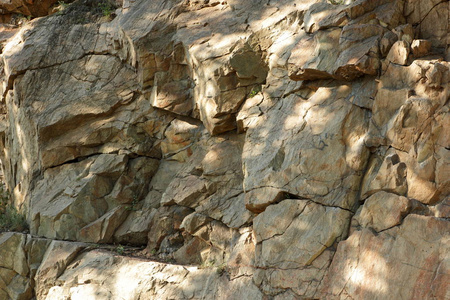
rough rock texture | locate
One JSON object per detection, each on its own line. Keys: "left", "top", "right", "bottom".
{"left": 0, "top": 0, "right": 448, "bottom": 299}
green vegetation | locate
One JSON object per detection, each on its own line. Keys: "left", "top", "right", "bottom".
{"left": 115, "top": 245, "right": 125, "bottom": 255}
{"left": 0, "top": 186, "right": 28, "bottom": 232}
{"left": 98, "top": 1, "right": 114, "bottom": 18}
{"left": 248, "top": 86, "right": 261, "bottom": 98}
{"left": 125, "top": 197, "right": 139, "bottom": 211}
{"left": 54, "top": 1, "right": 69, "bottom": 15}
{"left": 327, "top": 0, "right": 346, "bottom": 4}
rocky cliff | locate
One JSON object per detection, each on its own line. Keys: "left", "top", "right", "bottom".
{"left": 0, "top": 0, "right": 448, "bottom": 299}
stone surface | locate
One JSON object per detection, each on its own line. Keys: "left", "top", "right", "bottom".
{"left": 34, "top": 240, "right": 86, "bottom": 299}
{"left": 320, "top": 214, "right": 450, "bottom": 300}
{"left": 0, "top": 0, "right": 58, "bottom": 16}
{"left": 386, "top": 40, "right": 410, "bottom": 65}
{"left": 411, "top": 39, "right": 432, "bottom": 57}
{"left": 357, "top": 191, "right": 411, "bottom": 232}
{"left": 243, "top": 85, "right": 371, "bottom": 212}
{"left": 41, "top": 247, "right": 263, "bottom": 300}
{"left": 0, "top": 0, "right": 448, "bottom": 299}
{"left": 252, "top": 199, "right": 352, "bottom": 296}
{"left": 0, "top": 232, "right": 31, "bottom": 300}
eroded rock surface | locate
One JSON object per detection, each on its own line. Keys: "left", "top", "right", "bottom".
{"left": 0, "top": 0, "right": 448, "bottom": 299}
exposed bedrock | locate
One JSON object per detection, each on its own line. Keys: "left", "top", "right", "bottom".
{"left": 0, "top": 0, "right": 448, "bottom": 299}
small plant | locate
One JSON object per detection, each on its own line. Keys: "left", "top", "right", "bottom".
{"left": 249, "top": 89, "right": 258, "bottom": 98}
{"left": 248, "top": 85, "right": 262, "bottom": 98}
{"left": 115, "top": 245, "right": 125, "bottom": 255}
{"left": 0, "top": 186, "right": 28, "bottom": 232}
{"left": 216, "top": 263, "right": 227, "bottom": 275}
{"left": 201, "top": 259, "right": 216, "bottom": 268}
{"left": 58, "top": 1, "right": 68, "bottom": 9}
{"left": 328, "top": 0, "right": 345, "bottom": 4}
{"left": 125, "top": 197, "right": 139, "bottom": 211}
{"left": 98, "top": 1, "right": 114, "bottom": 18}
{"left": 13, "top": 14, "right": 32, "bottom": 25}
{"left": 54, "top": 1, "right": 69, "bottom": 15}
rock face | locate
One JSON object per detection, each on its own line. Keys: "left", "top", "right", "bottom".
{"left": 0, "top": 0, "right": 448, "bottom": 299}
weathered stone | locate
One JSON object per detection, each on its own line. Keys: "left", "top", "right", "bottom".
{"left": 236, "top": 94, "right": 263, "bottom": 133}
{"left": 288, "top": 28, "right": 340, "bottom": 81}
{"left": 243, "top": 85, "right": 370, "bottom": 211}
{"left": 386, "top": 40, "right": 410, "bottom": 65}
{"left": 392, "top": 24, "right": 414, "bottom": 44}
{"left": 252, "top": 199, "right": 352, "bottom": 297}
{"left": 0, "top": 232, "right": 31, "bottom": 300}
{"left": 173, "top": 236, "right": 209, "bottom": 265}
{"left": 146, "top": 206, "right": 193, "bottom": 253}
{"left": 40, "top": 248, "right": 263, "bottom": 300}
{"left": 380, "top": 31, "right": 398, "bottom": 57}
{"left": 405, "top": 0, "right": 448, "bottom": 48}
{"left": 227, "top": 228, "right": 255, "bottom": 279}
{"left": 320, "top": 214, "right": 450, "bottom": 299}
{"left": 357, "top": 191, "right": 411, "bottom": 232}
{"left": 361, "top": 149, "right": 408, "bottom": 200}
{"left": 303, "top": 2, "right": 348, "bottom": 33}
{"left": 254, "top": 200, "right": 352, "bottom": 269}
{"left": 0, "top": 232, "right": 28, "bottom": 276}
{"left": 113, "top": 208, "right": 157, "bottom": 245}
{"left": 35, "top": 240, "right": 86, "bottom": 299}
{"left": 180, "top": 212, "right": 212, "bottom": 235}
{"left": 79, "top": 205, "right": 129, "bottom": 243}
{"left": 411, "top": 39, "right": 432, "bottom": 58}
{"left": 25, "top": 236, "right": 51, "bottom": 282}
{"left": 0, "top": 0, "right": 58, "bottom": 16}
{"left": 160, "top": 119, "right": 200, "bottom": 162}
{"left": 0, "top": 0, "right": 448, "bottom": 298}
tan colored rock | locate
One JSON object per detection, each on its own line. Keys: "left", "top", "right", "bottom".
{"left": 146, "top": 206, "right": 193, "bottom": 253}
{"left": 35, "top": 240, "right": 86, "bottom": 299}
{"left": 173, "top": 236, "right": 209, "bottom": 265}
{"left": 387, "top": 40, "right": 410, "bottom": 65}
{"left": 254, "top": 249, "right": 334, "bottom": 297}
{"left": 380, "top": 31, "right": 398, "bottom": 57}
{"left": 236, "top": 93, "right": 263, "bottom": 134}
{"left": 0, "top": 0, "right": 448, "bottom": 298}
{"left": 411, "top": 39, "right": 432, "bottom": 57}
{"left": 344, "top": 0, "right": 404, "bottom": 27}
{"left": 180, "top": 212, "right": 212, "bottom": 235}
{"left": 253, "top": 199, "right": 351, "bottom": 297}
{"left": 160, "top": 119, "right": 200, "bottom": 162}
{"left": 320, "top": 214, "right": 450, "bottom": 300}
{"left": 243, "top": 85, "right": 370, "bottom": 211}
{"left": 254, "top": 200, "right": 351, "bottom": 269}
{"left": 366, "top": 60, "right": 449, "bottom": 204}
{"left": 357, "top": 191, "right": 411, "bottom": 232}
{"left": 25, "top": 236, "right": 52, "bottom": 281}
{"left": 0, "top": 232, "right": 31, "bottom": 300}
{"left": 79, "top": 205, "right": 129, "bottom": 243}
{"left": 142, "top": 160, "right": 183, "bottom": 209}
{"left": 405, "top": 0, "right": 448, "bottom": 48}
{"left": 303, "top": 2, "right": 348, "bottom": 33}
{"left": 41, "top": 248, "right": 263, "bottom": 300}
{"left": 226, "top": 228, "right": 256, "bottom": 279}
{"left": 245, "top": 187, "right": 286, "bottom": 215}
{"left": 0, "top": 0, "right": 58, "bottom": 16}
{"left": 360, "top": 149, "right": 408, "bottom": 199}
{"left": 288, "top": 28, "right": 340, "bottom": 81}
{"left": 392, "top": 24, "right": 414, "bottom": 44}
{"left": 0, "top": 232, "right": 28, "bottom": 276}
{"left": 27, "top": 153, "right": 159, "bottom": 243}
{"left": 113, "top": 208, "right": 157, "bottom": 245}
